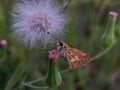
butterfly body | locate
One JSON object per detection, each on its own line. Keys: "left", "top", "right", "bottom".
{"left": 56, "top": 41, "right": 90, "bottom": 68}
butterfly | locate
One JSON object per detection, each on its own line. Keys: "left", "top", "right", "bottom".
{"left": 47, "top": 32, "right": 90, "bottom": 68}
{"left": 56, "top": 41, "right": 90, "bottom": 68}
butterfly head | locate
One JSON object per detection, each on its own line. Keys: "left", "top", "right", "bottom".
{"left": 56, "top": 41, "right": 66, "bottom": 47}
{"left": 56, "top": 41, "right": 67, "bottom": 56}
{"left": 56, "top": 41, "right": 68, "bottom": 51}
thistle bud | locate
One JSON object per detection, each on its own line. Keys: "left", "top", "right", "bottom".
{"left": 0, "top": 40, "right": 7, "bottom": 47}
{"left": 0, "top": 40, "right": 7, "bottom": 58}
{"left": 48, "top": 50, "right": 59, "bottom": 60}
{"left": 101, "top": 11, "right": 118, "bottom": 48}
{"left": 46, "top": 50, "right": 62, "bottom": 88}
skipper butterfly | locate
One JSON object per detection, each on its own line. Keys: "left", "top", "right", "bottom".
{"left": 56, "top": 41, "right": 90, "bottom": 68}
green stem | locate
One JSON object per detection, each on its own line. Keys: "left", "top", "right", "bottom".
{"left": 89, "top": 44, "right": 114, "bottom": 62}
{"left": 24, "top": 77, "right": 46, "bottom": 85}
{"left": 22, "top": 82, "right": 49, "bottom": 89}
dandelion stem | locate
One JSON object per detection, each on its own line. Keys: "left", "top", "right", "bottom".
{"left": 63, "top": 0, "right": 72, "bottom": 9}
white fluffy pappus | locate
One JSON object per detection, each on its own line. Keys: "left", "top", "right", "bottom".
{"left": 11, "top": 0, "right": 67, "bottom": 48}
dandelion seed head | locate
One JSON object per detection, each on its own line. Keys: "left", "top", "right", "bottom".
{"left": 30, "top": 13, "right": 51, "bottom": 32}
{"left": 11, "top": 0, "right": 67, "bottom": 48}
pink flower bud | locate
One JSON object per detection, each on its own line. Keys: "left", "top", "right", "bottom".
{"left": 109, "top": 11, "right": 118, "bottom": 18}
{"left": 0, "top": 40, "right": 7, "bottom": 46}
{"left": 48, "top": 50, "right": 59, "bottom": 60}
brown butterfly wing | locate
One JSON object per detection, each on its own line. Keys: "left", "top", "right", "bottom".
{"left": 65, "top": 45, "right": 90, "bottom": 68}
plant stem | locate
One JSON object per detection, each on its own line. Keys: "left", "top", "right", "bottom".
{"left": 22, "top": 82, "right": 49, "bottom": 89}
{"left": 27, "top": 77, "right": 46, "bottom": 84}
{"left": 89, "top": 44, "right": 114, "bottom": 62}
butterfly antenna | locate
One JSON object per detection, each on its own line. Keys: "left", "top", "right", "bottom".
{"left": 46, "top": 31, "right": 59, "bottom": 42}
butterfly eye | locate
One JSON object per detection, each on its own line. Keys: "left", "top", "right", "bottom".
{"left": 59, "top": 42, "right": 63, "bottom": 46}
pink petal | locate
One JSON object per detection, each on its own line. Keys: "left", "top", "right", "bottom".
{"left": 109, "top": 11, "right": 118, "bottom": 17}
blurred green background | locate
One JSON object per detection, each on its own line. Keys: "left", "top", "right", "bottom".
{"left": 0, "top": 0, "right": 120, "bottom": 90}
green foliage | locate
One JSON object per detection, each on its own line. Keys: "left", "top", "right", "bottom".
{"left": 0, "top": 0, "right": 120, "bottom": 90}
